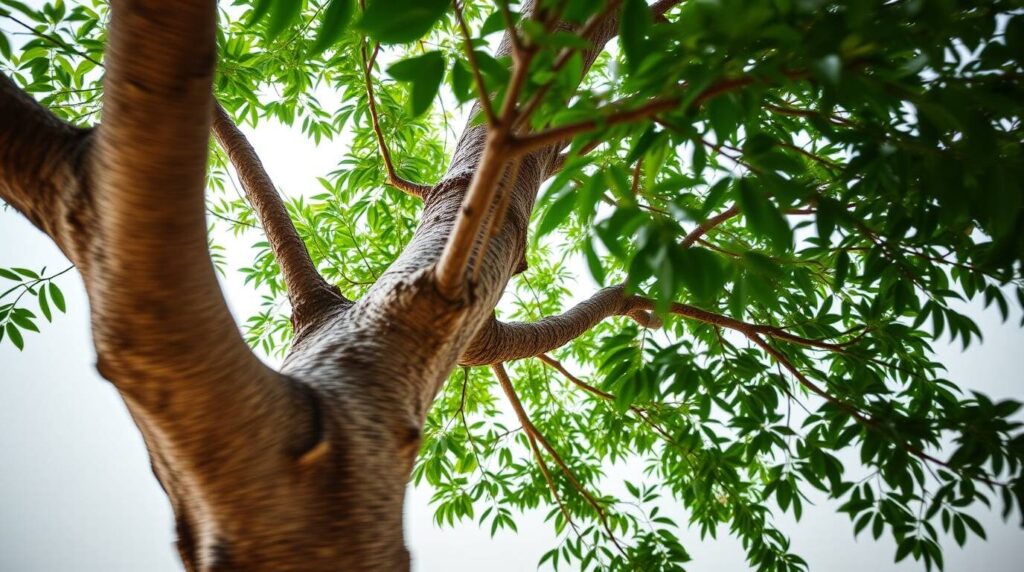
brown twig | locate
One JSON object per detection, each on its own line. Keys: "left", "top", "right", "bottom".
{"left": 359, "top": 40, "right": 432, "bottom": 198}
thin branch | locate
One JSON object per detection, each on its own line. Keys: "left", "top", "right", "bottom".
{"left": 453, "top": 0, "right": 497, "bottom": 126}
{"left": 511, "top": 77, "right": 756, "bottom": 155}
{"left": 491, "top": 363, "right": 625, "bottom": 554}
{"left": 360, "top": 40, "right": 432, "bottom": 198}
{"left": 680, "top": 206, "right": 740, "bottom": 248}
{"left": 512, "top": 0, "right": 623, "bottom": 131}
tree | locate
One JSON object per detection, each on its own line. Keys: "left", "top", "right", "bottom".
{"left": 1, "top": 0, "right": 1023, "bottom": 569}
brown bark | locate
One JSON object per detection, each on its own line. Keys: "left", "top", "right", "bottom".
{"left": 0, "top": 1, "right": 675, "bottom": 571}
{"left": 211, "top": 103, "right": 348, "bottom": 333}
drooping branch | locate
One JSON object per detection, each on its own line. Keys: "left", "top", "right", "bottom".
{"left": 491, "top": 363, "right": 624, "bottom": 553}
{"left": 360, "top": 41, "right": 432, "bottom": 198}
{"left": 212, "top": 103, "right": 348, "bottom": 329}
{"left": 746, "top": 333, "right": 1005, "bottom": 487}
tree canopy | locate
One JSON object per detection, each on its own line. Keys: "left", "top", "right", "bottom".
{"left": 2, "top": 0, "right": 1024, "bottom": 570}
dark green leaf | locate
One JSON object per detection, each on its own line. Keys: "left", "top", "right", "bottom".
{"left": 358, "top": 0, "right": 448, "bottom": 44}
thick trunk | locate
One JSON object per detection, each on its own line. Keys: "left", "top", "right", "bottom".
{"left": 0, "top": 1, "right": 651, "bottom": 570}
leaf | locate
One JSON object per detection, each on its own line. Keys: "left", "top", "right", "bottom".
{"left": 38, "top": 287, "right": 51, "bottom": 322}
{"left": 619, "top": 0, "right": 650, "bottom": 72}
{"left": 451, "top": 58, "right": 474, "bottom": 103}
{"left": 248, "top": 0, "right": 273, "bottom": 26}
{"left": 0, "top": 30, "right": 11, "bottom": 61}
{"left": 834, "top": 251, "right": 850, "bottom": 290}
{"left": 11, "top": 312, "right": 38, "bottom": 332}
{"left": 674, "top": 247, "right": 725, "bottom": 301}
{"left": 536, "top": 187, "right": 576, "bottom": 239}
{"left": 6, "top": 322, "right": 23, "bottom": 350}
{"left": 358, "top": 0, "right": 448, "bottom": 45}
{"left": 584, "top": 239, "right": 606, "bottom": 285}
{"left": 387, "top": 51, "right": 445, "bottom": 117}
{"left": 49, "top": 283, "right": 65, "bottom": 313}
{"left": 735, "top": 178, "right": 791, "bottom": 252}
{"left": 311, "top": 0, "right": 355, "bottom": 54}
{"left": 266, "top": 0, "right": 303, "bottom": 40}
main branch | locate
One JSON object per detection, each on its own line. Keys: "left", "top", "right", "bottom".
{"left": 212, "top": 103, "right": 348, "bottom": 331}
{"left": 0, "top": 73, "right": 89, "bottom": 239}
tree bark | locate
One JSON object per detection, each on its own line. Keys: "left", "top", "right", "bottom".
{"left": 0, "top": 1, "right": 657, "bottom": 570}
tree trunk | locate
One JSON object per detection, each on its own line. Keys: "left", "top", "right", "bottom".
{"left": 0, "top": 0, "right": 637, "bottom": 570}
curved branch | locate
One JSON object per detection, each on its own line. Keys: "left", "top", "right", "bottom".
{"left": 491, "top": 363, "right": 624, "bottom": 554}
{"left": 212, "top": 103, "right": 348, "bottom": 329}
{"left": 459, "top": 285, "right": 660, "bottom": 365}
{"left": 87, "top": 0, "right": 304, "bottom": 451}
{"left": 461, "top": 283, "right": 853, "bottom": 365}
{"left": 360, "top": 41, "right": 432, "bottom": 198}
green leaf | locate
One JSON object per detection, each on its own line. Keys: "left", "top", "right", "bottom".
{"left": 387, "top": 51, "right": 445, "bottom": 117}
{"left": 49, "top": 283, "right": 65, "bottom": 313}
{"left": 451, "top": 59, "right": 474, "bottom": 103}
{"left": 735, "top": 178, "right": 791, "bottom": 252}
{"left": 38, "top": 287, "right": 51, "bottom": 322}
{"left": 674, "top": 247, "right": 725, "bottom": 301}
{"left": 619, "top": 0, "right": 650, "bottom": 72}
{"left": 11, "top": 312, "right": 38, "bottom": 332}
{"left": 834, "top": 251, "right": 850, "bottom": 290}
{"left": 0, "top": 30, "right": 11, "bottom": 61}
{"left": 358, "top": 0, "right": 448, "bottom": 44}
{"left": 248, "top": 0, "right": 273, "bottom": 26}
{"left": 5, "top": 322, "right": 23, "bottom": 350}
{"left": 311, "top": 0, "right": 355, "bottom": 54}
{"left": 536, "top": 187, "right": 576, "bottom": 239}
{"left": 265, "top": 0, "right": 303, "bottom": 40}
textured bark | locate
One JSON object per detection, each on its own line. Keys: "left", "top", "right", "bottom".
{"left": 212, "top": 103, "right": 348, "bottom": 333}
{"left": 0, "top": 1, "right": 670, "bottom": 571}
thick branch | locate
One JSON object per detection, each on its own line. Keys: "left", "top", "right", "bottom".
{"left": 212, "top": 103, "right": 348, "bottom": 329}
{"left": 459, "top": 285, "right": 659, "bottom": 365}
{"left": 462, "top": 284, "right": 851, "bottom": 365}
{"left": 87, "top": 1, "right": 302, "bottom": 452}
{"left": 0, "top": 72, "right": 89, "bottom": 237}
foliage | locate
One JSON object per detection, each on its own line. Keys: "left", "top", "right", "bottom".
{"left": 3, "top": 0, "right": 1024, "bottom": 570}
